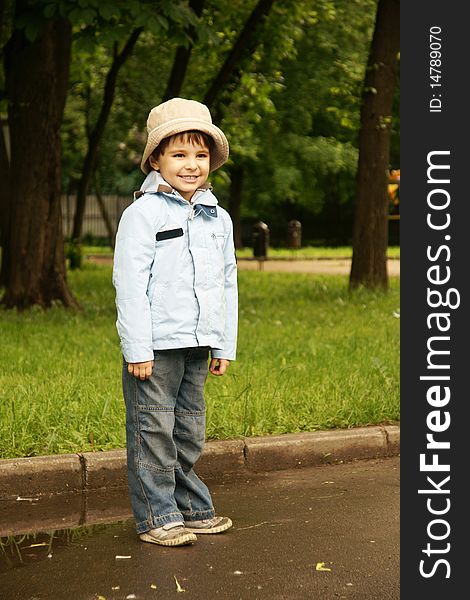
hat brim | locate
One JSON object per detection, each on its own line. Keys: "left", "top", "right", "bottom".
{"left": 140, "top": 117, "right": 229, "bottom": 174}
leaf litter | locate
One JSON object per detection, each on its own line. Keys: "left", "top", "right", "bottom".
{"left": 174, "top": 575, "right": 186, "bottom": 593}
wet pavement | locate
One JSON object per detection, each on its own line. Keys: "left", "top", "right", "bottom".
{"left": 0, "top": 457, "right": 399, "bottom": 600}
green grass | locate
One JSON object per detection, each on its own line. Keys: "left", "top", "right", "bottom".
{"left": 235, "top": 246, "right": 400, "bottom": 259}
{"left": 0, "top": 265, "right": 399, "bottom": 459}
{"left": 82, "top": 245, "right": 115, "bottom": 255}
{"left": 82, "top": 245, "right": 401, "bottom": 259}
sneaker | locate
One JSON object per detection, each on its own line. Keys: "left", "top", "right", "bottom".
{"left": 184, "top": 516, "right": 232, "bottom": 534}
{"left": 139, "top": 522, "right": 197, "bottom": 547}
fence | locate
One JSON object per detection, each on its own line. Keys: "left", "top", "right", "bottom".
{"left": 61, "top": 194, "right": 132, "bottom": 241}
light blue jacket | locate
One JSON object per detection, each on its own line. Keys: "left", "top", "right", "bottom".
{"left": 112, "top": 171, "right": 238, "bottom": 363}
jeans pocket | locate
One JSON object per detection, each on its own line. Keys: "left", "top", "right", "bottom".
{"left": 174, "top": 410, "right": 206, "bottom": 469}
{"left": 137, "top": 406, "right": 177, "bottom": 471}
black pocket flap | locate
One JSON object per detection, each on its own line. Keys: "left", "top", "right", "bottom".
{"left": 156, "top": 228, "right": 184, "bottom": 241}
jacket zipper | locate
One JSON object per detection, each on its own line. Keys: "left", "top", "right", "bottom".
{"left": 187, "top": 210, "right": 200, "bottom": 342}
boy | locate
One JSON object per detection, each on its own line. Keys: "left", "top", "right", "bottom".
{"left": 112, "top": 98, "right": 238, "bottom": 547}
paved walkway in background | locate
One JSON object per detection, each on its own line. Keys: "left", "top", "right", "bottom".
{"left": 0, "top": 457, "right": 399, "bottom": 600}
{"left": 86, "top": 255, "right": 401, "bottom": 277}
{"left": 236, "top": 258, "right": 400, "bottom": 276}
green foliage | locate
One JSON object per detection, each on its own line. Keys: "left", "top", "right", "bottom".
{"left": 65, "top": 238, "right": 83, "bottom": 269}
{"left": 213, "top": 0, "right": 316, "bottom": 161}
{"left": 248, "top": 134, "right": 358, "bottom": 215}
{"left": 13, "top": 0, "right": 197, "bottom": 43}
{"left": 234, "top": 0, "right": 379, "bottom": 234}
{"left": 59, "top": 1, "right": 203, "bottom": 193}
{"left": 12, "top": 0, "right": 398, "bottom": 240}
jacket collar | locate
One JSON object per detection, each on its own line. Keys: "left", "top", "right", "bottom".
{"left": 135, "top": 171, "right": 217, "bottom": 206}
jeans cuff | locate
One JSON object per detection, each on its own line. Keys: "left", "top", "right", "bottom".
{"left": 136, "top": 511, "right": 184, "bottom": 534}
{"left": 181, "top": 508, "right": 215, "bottom": 521}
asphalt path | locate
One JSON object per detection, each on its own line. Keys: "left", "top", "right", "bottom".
{"left": 0, "top": 457, "right": 399, "bottom": 600}
{"left": 235, "top": 258, "right": 400, "bottom": 277}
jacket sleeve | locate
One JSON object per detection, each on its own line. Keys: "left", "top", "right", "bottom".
{"left": 211, "top": 216, "right": 238, "bottom": 360}
{"left": 112, "top": 204, "right": 156, "bottom": 363}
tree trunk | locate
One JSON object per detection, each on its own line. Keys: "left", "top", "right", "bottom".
{"left": 1, "top": 17, "right": 77, "bottom": 309}
{"left": 161, "top": 0, "right": 205, "bottom": 102}
{"left": 203, "top": 0, "right": 275, "bottom": 122}
{"left": 71, "top": 28, "right": 143, "bottom": 244}
{"left": 0, "top": 123, "right": 10, "bottom": 282}
{"left": 0, "top": 0, "right": 14, "bottom": 284}
{"left": 228, "top": 163, "right": 244, "bottom": 249}
{"left": 349, "top": 0, "right": 400, "bottom": 291}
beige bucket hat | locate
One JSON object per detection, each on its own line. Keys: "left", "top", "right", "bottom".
{"left": 140, "top": 98, "right": 229, "bottom": 174}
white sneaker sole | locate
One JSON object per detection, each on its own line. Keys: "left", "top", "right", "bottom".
{"left": 139, "top": 531, "right": 197, "bottom": 546}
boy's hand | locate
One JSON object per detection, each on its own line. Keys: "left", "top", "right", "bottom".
{"left": 209, "top": 358, "right": 230, "bottom": 376}
{"left": 128, "top": 361, "right": 154, "bottom": 380}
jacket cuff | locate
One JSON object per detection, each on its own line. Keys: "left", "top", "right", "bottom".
{"left": 121, "top": 343, "right": 154, "bottom": 364}
{"left": 211, "top": 348, "right": 236, "bottom": 361}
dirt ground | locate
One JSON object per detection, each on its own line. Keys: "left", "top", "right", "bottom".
{"left": 86, "top": 255, "right": 400, "bottom": 277}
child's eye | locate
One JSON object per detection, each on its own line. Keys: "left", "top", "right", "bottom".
{"left": 173, "top": 153, "right": 185, "bottom": 158}
{"left": 197, "top": 153, "right": 209, "bottom": 158}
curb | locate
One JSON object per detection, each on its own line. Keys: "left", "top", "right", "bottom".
{"left": 0, "top": 425, "right": 399, "bottom": 500}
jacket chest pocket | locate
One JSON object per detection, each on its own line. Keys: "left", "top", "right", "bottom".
{"left": 211, "top": 232, "right": 226, "bottom": 251}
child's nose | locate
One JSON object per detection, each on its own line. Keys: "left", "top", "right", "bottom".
{"left": 185, "top": 156, "right": 197, "bottom": 169}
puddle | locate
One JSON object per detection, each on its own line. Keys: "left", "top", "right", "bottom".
{"left": 0, "top": 521, "right": 131, "bottom": 573}
{"left": 0, "top": 488, "right": 133, "bottom": 572}
{"left": 1, "top": 529, "right": 74, "bottom": 572}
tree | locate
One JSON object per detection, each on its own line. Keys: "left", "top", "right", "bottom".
{"left": 226, "top": 0, "right": 377, "bottom": 246}
{"left": 202, "top": 0, "right": 275, "bottom": 121}
{"left": 70, "top": 27, "right": 143, "bottom": 244}
{"left": 84, "top": 0, "right": 295, "bottom": 247}
{"left": 0, "top": 0, "right": 14, "bottom": 254}
{"left": 202, "top": 0, "right": 310, "bottom": 245}
{"left": 70, "top": 2, "right": 200, "bottom": 247}
{"left": 0, "top": 0, "right": 198, "bottom": 307}
{"left": 161, "top": 0, "right": 206, "bottom": 102}
{"left": 349, "top": 0, "right": 399, "bottom": 290}
{"left": 1, "top": 6, "right": 75, "bottom": 308}
{"left": 64, "top": 0, "right": 342, "bottom": 249}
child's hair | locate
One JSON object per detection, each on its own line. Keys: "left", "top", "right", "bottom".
{"left": 152, "top": 130, "right": 214, "bottom": 159}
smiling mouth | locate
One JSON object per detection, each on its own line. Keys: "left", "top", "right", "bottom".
{"left": 179, "top": 175, "right": 199, "bottom": 182}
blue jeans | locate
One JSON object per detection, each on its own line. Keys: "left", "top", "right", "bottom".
{"left": 122, "top": 347, "right": 215, "bottom": 534}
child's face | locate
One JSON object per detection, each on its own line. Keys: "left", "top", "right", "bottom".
{"left": 150, "top": 137, "right": 210, "bottom": 201}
